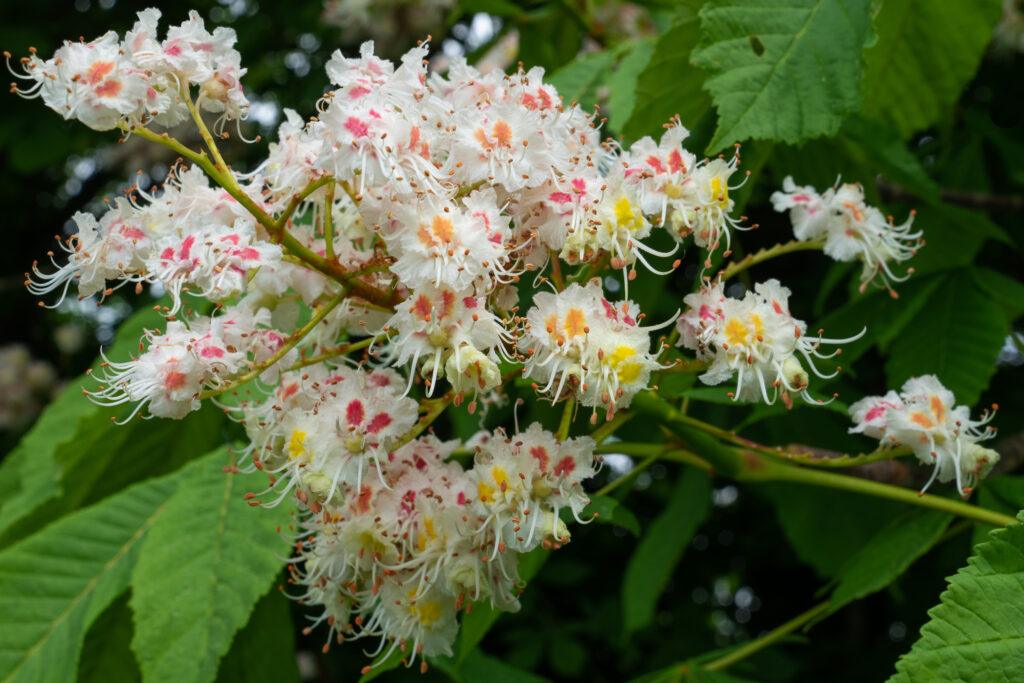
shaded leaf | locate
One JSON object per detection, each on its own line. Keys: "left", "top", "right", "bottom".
{"left": 216, "top": 590, "right": 299, "bottom": 683}
{"left": 548, "top": 50, "right": 616, "bottom": 111}
{"left": 862, "top": 0, "right": 1003, "bottom": 137}
{"left": 622, "top": 3, "right": 710, "bottom": 142}
{"left": 607, "top": 38, "right": 657, "bottom": 132}
{"left": 623, "top": 468, "right": 711, "bottom": 632}
{"left": 78, "top": 593, "right": 140, "bottom": 683}
{"left": 761, "top": 484, "right": 904, "bottom": 578}
{"left": 829, "top": 509, "right": 952, "bottom": 613}
{"left": 885, "top": 270, "right": 1008, "bottom": 405}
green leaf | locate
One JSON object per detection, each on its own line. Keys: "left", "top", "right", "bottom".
{"left": 459, "top": 649, "right": 550, "bottom": 682}
{"left": 130, "top": 448, "right": 295, "bottom": 683}
{"left": 862, "top": 0, "right": 1003, "bottom": 137}
{"left": 0, "top": 303, "right": 225, "bottom": 548}
{"left": 970, "top": 267, "right": 1024, "bottom": 320}
{"left": 0, "top": 473, "right": 179, "bottom": 683}
{"left": 691, "top": 0, "right": 873, "bottom": 152}
{"left": 974, "top": 476, "right": 1024, "bottom": 546}
{"left": 889, "top": 512, "right": 1024, "bottom": 682}
{"left": 761, "top": 484, "right": 904, "bottom": 578}
{"left": 885, "top": 270, "right": 1008, "bottom": 406}
{"left": 216, "top": 590, "right": 299, "bottom": 683}
{"left": 607, "top": 38, "right": 657, "bottom": 132}
{"left": 623, "top": 468, "right": 711, "bottom": 633}
{"left": 548, "top": 50, "right": 616, "bottom": 110}
{"left": 813, "top": 271, "right": 942, "bottom": 369}
{"left": 622, "top": 3, "right": 711, "bottom": 142}
{"left": 78, "top": 593, "right": 141, "bottom": 683}
{"left": 582, "top": 494, "right": 641, "bottom": 536}
{"left": 829, "top": 509, "right": 952, "bottom": 613}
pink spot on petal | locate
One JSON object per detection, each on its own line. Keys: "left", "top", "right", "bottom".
{"left": 366, "top": 413, "right": 392, "bottom": 434}
{"left": 346, "top": 400, "right": 365, "bottom": 425}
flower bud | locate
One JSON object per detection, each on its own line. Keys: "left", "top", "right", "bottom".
{"left": 445, "top": 345, "right": 501, "bottom": 394}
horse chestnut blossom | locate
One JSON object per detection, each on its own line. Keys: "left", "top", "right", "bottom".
{"left": 7, "top": 9, "right": 249, "bottom": 132}
{"left": 22, "top": 8, "right": 1005, "bottom": 673}
{"left": 771, "top": 176, "right": 923, "bottom": 295}
{"left": 676, "top": 279, "right": 863, "bottom": 406}
{"left": 849, "top": 375, "right": 999, "bottom": 497}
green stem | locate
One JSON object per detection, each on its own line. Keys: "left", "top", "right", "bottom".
{"left": 702, "top": 601, "right": 831, "bottom": 672}
{"left": 718, "top": 240, "right": 824, "bottom": 282}
{"left": 557, "top": 397, "right": 575, "bottom": 441}
{"left": 324, "top": 182, "right": 337, "bottom": 262}
{"left": 762, "top": 465, "right": 1016, "bottom": 527}
{"left": 590, "top": 410, "right": 633, "bottom": 444}
{"left": 198, "top": 291, "right": 346, "bottom": 399}
{"left": 631, "top": 392, "right": 1018, "bottom": 528}
{"left": 595, "top": 452, "right": 660, "bottom": 497}
{"left": 396, "top": 395, "right": 452, "bottom": 449}
{"left": 182, "top": 85, "right": 229, "bottom": 172}
{"left": 286, "top": 334, "right": 383, "bottom": 372}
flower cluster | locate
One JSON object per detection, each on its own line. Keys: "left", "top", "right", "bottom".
{"left": 247, "top": 382, "right": 598, "bottom": 663}
{"left": 520, "top": 281, "right": 667, "bottom": 418}
{"left": 677, "top": 279, "right": 862, "bottom": 406}
{"left": 849, "top": 375, "right": 999, "bottom": 497}
{"left": 771, "top": 177, "right": 922, "bottom": 295}
{"left": 22, "top": 7, "right": 1004, "bottom": 671}
{"left": 28, "top": 165, "right": 279, "bottom": 314}
{"left": 7, "top": 9, "right": 248, "bottom": 131}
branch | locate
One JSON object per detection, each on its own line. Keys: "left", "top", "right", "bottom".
{"left": 631, "top": 392, "right": 1017, "bottom": 528}
{"left": 718, "top": 239, "right": 825, "bottom": 282}
{"left": 701, "top": 601, "right": 832, "bottom": 673}
{"left": 198, "top": 291, "right": 347, "bottom": 399}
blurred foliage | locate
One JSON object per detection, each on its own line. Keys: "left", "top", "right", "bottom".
{"left": 1, "top": 0, "right": 1023, "bottom": 682}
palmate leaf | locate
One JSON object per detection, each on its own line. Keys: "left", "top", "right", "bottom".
{"left": 691, "top": 0, "right": 873, "bottom": 152}
{"left": 861, "top": 0, "right": 1003, "bottom": 137}
{"left": 889, "top": 512, "right": 1024, "bottom": 682}
{"left": 0, "top": 472, "right": 179, "bottom": 683}
{"left": 623, "top": 468, "right": 711, "bottom": 633}
{"left": 130, "top": 447, "right": 295, "bottom": 683}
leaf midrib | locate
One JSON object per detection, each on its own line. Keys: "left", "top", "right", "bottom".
{"left": 1, "top": 498, "right": 169, "bottom": 683}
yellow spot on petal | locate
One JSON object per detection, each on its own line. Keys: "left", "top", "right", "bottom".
{"left": 288, "top": 430, "right": 307, "bottom": 460}
{"left": 613, "top": 196, "right": 645, "bottom": 232}
{"left": 411, "top": 595, "right": 444, "bottom": 626}
{"left": 608, "top": 345, "right": 642, "bottom": 384}
{"left": 492, "top": 465, "right": 509, "bottom": 489}
{"left": 710, "top": 176, "right": 730, "bottom": 208}
{"left": 725, "top": 318, "right": 749, "bottom": 346}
